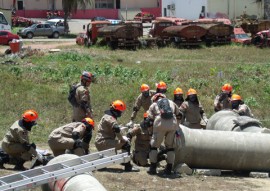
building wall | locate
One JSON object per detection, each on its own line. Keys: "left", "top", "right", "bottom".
{"left": 162, "top": 0, "right": 207, "bottom": 20}
{"left": 120, "top": 0, "right": 158, "bottom": 9}
{"left": 207, "top": 0, "right": 264, "bottom": 19}
{"left": 162, "top": 0, "right": 264, "bottom": 20}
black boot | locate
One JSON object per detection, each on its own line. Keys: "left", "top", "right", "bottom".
{"left": 163, "top": 163, "right": 173, "bottom": 175}
{"left": 124, "top": 162, "right": 140, "bottom": 172}
{"left": 147, "top": 162, "right": 157, "bottom": 175}
{"left": 14, "top": 159, "right": 26, "bottom": 171}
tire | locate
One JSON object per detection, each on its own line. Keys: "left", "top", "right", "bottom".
{"left": 26, "top": 32, "right": 33, "bottom": 39}
{"left": 84, "top": 39, "right": 90, "bottom": 47}
{"left": 52, "top": 32, "right": 59, "bottom": 39}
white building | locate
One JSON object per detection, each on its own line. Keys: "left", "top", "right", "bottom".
{"left": 162, "top": 0, "right": 264, "bottom": 20}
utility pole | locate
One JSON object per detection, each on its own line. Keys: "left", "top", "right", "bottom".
{"left": 125, "top": 0, "right": 127, "bottom": 20}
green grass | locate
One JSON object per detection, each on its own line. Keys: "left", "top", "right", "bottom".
{"left": 1, "top": 45, "right": 270, "bottom": 144}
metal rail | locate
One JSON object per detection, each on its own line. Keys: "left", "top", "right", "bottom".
{"left": 0, "top": 149, "right": 130, "bottom": 191}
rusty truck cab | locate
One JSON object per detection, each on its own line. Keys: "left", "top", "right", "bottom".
{"left": 85, "top": 20, "right": 111, "bottom": 45}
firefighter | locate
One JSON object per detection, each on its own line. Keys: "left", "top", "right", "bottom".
{"left": 214, "top": 83, "right": 233, "bottom": 112}
{"left": 95, "top": 100, "right": 139, "bottom": 172}
{"left": 127, "top": 113, "right": 152, "bottom": 167}
{"left": 72, "top": 71, "right": 93, "bottom": 122}
{"left": 127, "top": 84, "right": 155, "bottom": 127}
{"left": 173, "top": 87, "right": 184, "bottom": 108}
{"left": 1, "top": 110, "right": 43, "bottom": 170}
{"left": 156, "top": 81, "right": 167, "bottom": 94}
{"left": 180, "top": 88, "right": 208, "bottom": 129}
{"left": 48, "top": 118, "right": 94, "bottom": 157}
{"left": 231, "top": 94, "right": 254, "bottom": 117}
{"left": 147, "top": 93, "right": 180, "bottom": 175}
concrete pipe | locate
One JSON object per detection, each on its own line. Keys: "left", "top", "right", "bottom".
{"left": 174, "top": 125, "right": 270, "bottom": 172}
{"left": 41, "top": 154, "right": 107, "bottom": 191}
{"left": 206, "top": 110, "right": 270, "bottom": 133}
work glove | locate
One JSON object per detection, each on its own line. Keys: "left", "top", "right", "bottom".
{"left": 30, "top": 142, "right": 36, "bottom": 150}
{"left": 73, "top": 139, "right": 83, "bottom": 149}
{"left": 112, "top": 124, "right": 121, "bottom": 133}
{"left": 126, "top": 121, "right": 134, "bottom": 128}
{"left": 144, "top": 117, "right": 153, "bottom": 128}
{"left": 122, "top": 135, "right": 131, "bottom": 145}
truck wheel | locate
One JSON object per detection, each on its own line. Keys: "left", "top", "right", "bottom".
{"left": 26, "top": 32, "right": 33, "bottom": 39}
{"left": 108, "top": 41, "right": 117, "bottom": 50}
{"left": 53, "top": 32, "right": 59, "bottom": 39}
{"left": 84, "top": 39, "right": 91, "bottom": 47}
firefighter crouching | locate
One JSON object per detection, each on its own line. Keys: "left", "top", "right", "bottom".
{"left": 48, "top": 118, "right": 94, "bottom": 157}
{"left": 1, "top": 110, "right": 44, "bottom": 170}
{"left": 95, "top": 100, "right": 139, "bottom": 172}
{"left": 126, "top": 113, "right": 152, "bottom": 167}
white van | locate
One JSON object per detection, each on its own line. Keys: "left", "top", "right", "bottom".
{"left": 0, "top": 12, "right": 11, "bottom": 31}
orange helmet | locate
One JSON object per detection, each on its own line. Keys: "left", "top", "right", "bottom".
{"left": 231, "top": 94, "right": 242, "bottom": 101}
{"left": 187, "top": 88, "right": 197, "bottom": 96}
{"left": 156, "top": 81, "right": 167, "bottom": 90}
{"left": 22, "top": 110, "right": 38, "bottom": 122}
{"left": 140, "top": 84, "right": 150, "bottom": 92}
{"left": 111, "top": 100, "right": 126, "bottom": 111}
{"left": 174, "top": 87, "right": 183, "bottom": 95}
{"left": 143, "top": 112, "right": 148, "bottom": 118}
{"left": 81, "top": 71, "right": 92, "bottom": 82}
{"left": 82, "top": 117, "right": 95, "bottom": 126}
{"left": 222, "top": 83, "right": 232, "bottom": 92}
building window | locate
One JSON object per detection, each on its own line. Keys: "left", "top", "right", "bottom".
{"left": 95, "top": 0, "right": 114, "bottom": 9}
{"left": 17, "top": 0, "right": 24, "bottom": 10}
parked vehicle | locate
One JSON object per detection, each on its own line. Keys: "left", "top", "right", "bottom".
{"left": 0, "top": 12, "right": 11, "bottom": 31}
{"left": 97, "top": 24, "right": 141, "bottom": 50}
{"left": 0, "top": 30, "right": 19, "bottom": 45}
{"left": 231, "top": 27, "right": 251, "bottom": 45}
{"left": 162, "top": 24, "right": 207, "bottom": 47}
{"left": 252, "top": 29, "right": 270, "bottom": 48}
{"left": 241, "top": 20, "right": 270, "bottom": 37}
{"left": 17, "top": 23, "right": 65, "bottom": 39}
{"left": 82, "top": 21, "right": 111, "bottom": 47}
{"left": 195, "top": 18, "right": 233, "bottom": 46}
{"left": 91, "top": 17, "right": 107, "bottom": 21}
{"left": 134, "top": 12, "right": 155, "bottom": 23}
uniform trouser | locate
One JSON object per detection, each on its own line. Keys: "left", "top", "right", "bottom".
{"left": 2, "top": 142, "right": 37, "bottom": 161}
{"left": 48, "top": 137, "right": 84, "bottom": 157}
{"left": 149, "top": 130, "right": 175, "bottom": 164}
{"left": 72, "top": 106, "right": 87, "bottom": 122}
{"left": 132, "top": 150, "right": 149, "bottom": 166}
{"left": 95, "top": 139, "right": 125, "bottom": 151}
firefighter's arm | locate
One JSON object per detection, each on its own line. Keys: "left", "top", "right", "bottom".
{"left": 130, "top": 95, "right": 142, "bottom": 121}
{"left": 79, "top": 89, "right": 92, "bottom": 115}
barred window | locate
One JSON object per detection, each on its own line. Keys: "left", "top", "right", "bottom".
{"left": 95, "top": 0, "right": 114, "bottom": 9}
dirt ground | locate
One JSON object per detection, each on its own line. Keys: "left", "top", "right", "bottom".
{"left": 1, "top": 42, "right": 270, "bottom": 191}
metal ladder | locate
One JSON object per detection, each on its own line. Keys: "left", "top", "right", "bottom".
{"left": 0, "top": 148, "right": 130, "bottom": 191}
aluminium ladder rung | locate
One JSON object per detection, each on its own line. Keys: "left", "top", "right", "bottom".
{"left": 0, "top": 148, "right": 130, "bottom": 191}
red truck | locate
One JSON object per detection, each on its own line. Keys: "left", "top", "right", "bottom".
{"left": 231, "top": 27, "right": 251, "bottom": 45}
{"left": 79, "top": 21, "right": 111, "bottom": 47}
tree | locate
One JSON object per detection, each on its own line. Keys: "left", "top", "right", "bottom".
{"left": 62, "top": 0, "right": 93, "bottom": 33}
